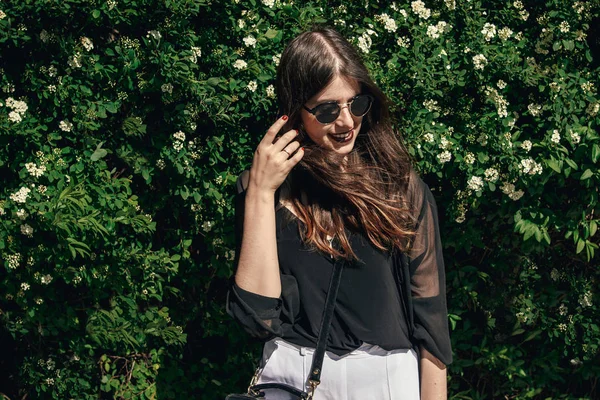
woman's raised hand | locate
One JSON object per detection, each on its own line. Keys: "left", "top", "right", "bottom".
{"left": 248, "top": 116, "right": 304, "bottom": 194}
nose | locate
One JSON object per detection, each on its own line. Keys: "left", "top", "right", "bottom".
{"left": 336, "top": 104, "right": 354, "bottom": 128}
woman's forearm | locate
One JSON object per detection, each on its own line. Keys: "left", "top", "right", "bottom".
{"left": 234, "top": 186, "right": 281, "bottom": 298}
{"left": 420, "top": 347, "right": 447, "bottom": 400}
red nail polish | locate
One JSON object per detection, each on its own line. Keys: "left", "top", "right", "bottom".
{"left": 282, "top": 115, "right": 288, "bottom": 121}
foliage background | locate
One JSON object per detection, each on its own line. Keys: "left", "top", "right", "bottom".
{"left": 1, "top": 0, "right": 599, "bottom": 398}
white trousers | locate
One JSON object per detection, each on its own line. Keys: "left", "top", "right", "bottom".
{"left": 256, "top": 338, "right": 420, "bottom": 400}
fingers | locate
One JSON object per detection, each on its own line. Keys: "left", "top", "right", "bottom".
{"left": 260, "top": 115, "right": 289, "bottom": 146}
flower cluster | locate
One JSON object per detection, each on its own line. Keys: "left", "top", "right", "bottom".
{"left": 519, "top": 158, "right": 543, "bottom": 175}
{"left": 467, "top": 176, "right": 484, "bottom": 191}
{"left": 25, "top": 162, "right": 46, "bottom": 178}
{"left": 59, "top": 120, "right": 73, "bottom": 132}
{"left": 5, "top": 97, "right": 28, "bottom": 123}
{"left": 521, "top": 140, "right": 532, "bottom": 152}
{"left": 411, "top": 0, "right": 431, "bottom": 19}
{"left": 357, "top": 29, "right": 377, "bottom": 54}
{"left": 21, "top": 224, "right": 34, "bottom": 237}
{"left": 498, "top": 27, "right": 513, "bottom": 41}
{"left": 247, "top": 80, "right": 257, "bottom": 92}
{"left": 437, "top": 151, "right": 452, "bottom": 163}
{"left": 5, "top": 253, "right": 21, "bottom": 270}
{"left": 233, "top": 59, "right": 247, "bottom": 70}
{"left": 481, "top": 23, "right": 496, "bottom": 41}
{"left": 528, "top": 103, "right": 542, "bottom": 116}
{"left": 243, "top": 35, "right": 257, "bottom": 48}
{"left": 485, "top": 87, "right": 509, "bottom": 118}
{"left": 473, "top": 54, "right": 488, "bottom": 70}
{"left": 172, "top": 131, "right": 185, "bottom": 152}
{"left": 397, "top": 36, "right": 410, "bottom": 48}
{"left": 550, "top": 130, "right": 561, "bottom": 144}
{"left": 427, "top": 21, "right": 449, "bottom": 39}
{"left": 266, "top": 84, "right": 275, "bottom": 98}
{"left": 190, "top": 46, "right": 201, "bottom": 63}
{"left": 10, "top": 187, "right": 31, "bottom": 204}
{"left": 484, "top": 168, "right": 499, "bottom": 182}
{"left": 501, "top": 182, "right": 524, "bottom": 200}
{"left": 374, "top": 14, "right": 397, "bottom": 33}
{"left": 80, "top": 36, "right": 93, "bottom": 51}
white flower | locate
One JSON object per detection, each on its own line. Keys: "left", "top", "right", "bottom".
{"left": 481, "top": 23, "right": 496, "bottom": 41}
{"left": 47, "top": 66, "right": 57, "bottom": 77}
{"left": 10, "top": 187, "right": 31, "bottom": 204}
{"left": 467, "top": 176, "right": 484, "bottom": 191}
{"left": 40, "top": 29, "right": 50, "bottom": 42}
{"left": 569, "top": 130, "right": 581, "bottom": 144}
{"left": 427, "top": 25, "right": 441, "bottom": 39}
{"left": 579, "top": 291, "right": 593, "bottom": 307}
{"left": 233, "top": 59, "right": 247, "bottom": 70}
{"left": 80, "top": 36, "right": 94, "bottom": 51}
{"left": 262, "top": 0, "right": 275, "bottom": 7}
{"left": 375, "top": 13, "right": 397, "bottom": 32}
{"left": 16, "top": 208, "right": 28, "bottom": 220}
{"left": 21, "top": 224, "right": 34, "bottom": 237}
{"left": 445, "top": 0, "right": 456, "bottom": 10}
{"left": 25, "top": 162, "right": 46, "bottom": 178}
{"left": 173, "top": 131, "right": 185, "bottom": 142}
{"left": 423, "top": 133, "right": 434, "bottom": 143}
{"left": 190, "top": 46, "right": 201, "bottom": 63}
{"left": 202, "top": 220, "right": 213, "bottom": 232}
{"left": 107, "top": 0, "right": 117, "bottom": 10}
{"left": 247, "top": 80, "right": 258, "bottom": 92}
{"left": 35, "top": 298, "right": 44, "bottom": 305}
{"left": 528, "top": 103, "right": 542, "bottom": 116}
{"left": 464, "top": 152, "right": 475, "bottom": 164}
{"left": 272, "top": 53, "right": 281, "bottom": 66}
{"left": 397, "top": 36, "right": 410, "bottom": 48}
{"left": 498, "top": 27, "right": 513, "bottom": 40}
{"left": 581, "top": 81, "right": 594, "bottom": 92}
{"left": 478, "top": 133, "right": 488, "bottom": 146}
{"left": 559, "top": 21, "right": 570, "bottom": 33}
{"left": 238, "top": 19, "right": 245, "bottom": 29}
{"left": 551, "top": 130, "right": 561, "bottom": 144}
{"left": 473, "top": 54, "right": 488, "bottom": 70}
{"left": 423, "top": 99, "right": 440, "bottom": 112}
{"left": 21, "top": 282, "right": 30, "bottom": 291}
{"left": 0, "top": 10, "right": 6, "bottom": 20}
{"left": 484, "top": 168, "right": 499, "bottom": 182}
{"left": 59, "top": 120, "right": 73, "bottom": 132}
{"left": 243, "top": 35, "right": 257, "bottom": 48}
{"left": 161, "top": 83, "right": 173, "bottom": 94}
{"left": 8, "top": 111, "right": 22, "bottom": 123}
{"left": 587, "top": 102, "right": 600, "bottom": 116}
{"left": 521, "top": 140, "right": 532, "bottom": 152}
{"left": 520, "top": 158, "right": 543, "bottom": 175}
{"left": 266, "top": 84, "right": 275, "bottom": 98}
{"left": 357, "top": 32, "right": 373, "bottom": 54}
{"left": 497, "top": 80, "right": 507, "bottom": 89}
{"left": 411, "top": 0, "right": 431, "bottom": 19}
{"left": 6, "top": 253, "right": 21, "bottom": 269}
{"left": 68, "top": 53, "right": 82, "bottom": 68}
{"left": 40, "top": 274, "right": 53, "bottom": 284}
{"left": 147, "top": 30, "right": 161, "bottom": 40}
{"left": 501, "top": 182, "right": 524, "bottom": 200}
{"left": 156, "top": 159, "right": 166, "bottom": 170}
{"left": 437, "top": 151, "right": 452, "bottom": 163}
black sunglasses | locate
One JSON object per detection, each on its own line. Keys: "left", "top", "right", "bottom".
{"left": 303, "top": 94, "right": 374, "bottom": 124}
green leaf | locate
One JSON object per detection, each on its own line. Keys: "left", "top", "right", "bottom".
{"left": 592, "top": 144, "right": 600, "bottom": 163}
{"left": 91, "top": 148, "right": 108, "bottom": 161}
{"left": 580, "top": 169, "right": 594, "bottom": 180}
{"left": 576, "top": 238, "right": 585, "bottom": 254}
{"left": 590, "top": 220, "right": 597, "bottom": 237}
{"left": 547, "top": 158, "right": 561, "bottom": 173}
{"left": 264, "top": 28, "right": 279, "bottom": 39}
{"left": 92, "top": 9, "right": 101, "bottom": 18}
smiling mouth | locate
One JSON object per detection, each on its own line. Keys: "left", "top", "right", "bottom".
{"left": 329, "top": 129, "right": 354, "bottom": 143}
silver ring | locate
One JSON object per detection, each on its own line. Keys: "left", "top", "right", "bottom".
{"left": 282, "top": 149, "right": 291, "bottom": 156}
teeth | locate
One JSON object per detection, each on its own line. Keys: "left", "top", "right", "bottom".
{"left": 331, "top": 131, "right": 351, "bottom": 138}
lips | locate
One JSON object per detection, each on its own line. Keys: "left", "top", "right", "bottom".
{"left": 329, "top": 129, "right": 354, "bottom": 143}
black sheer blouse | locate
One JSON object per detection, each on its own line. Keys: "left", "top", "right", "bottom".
{"left": 226, "top": 170, "right": 452, "bottom": 365}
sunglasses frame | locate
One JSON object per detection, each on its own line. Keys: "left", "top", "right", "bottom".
{"left": 303, "top": 94, "right": 374, "bottom": 124}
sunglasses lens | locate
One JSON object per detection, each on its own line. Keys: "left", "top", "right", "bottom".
{"left": 314, "top": 103, "right": 340, "bottom": 124}
{"left": 350, "top": 95, "right": 372, "bottom": 117}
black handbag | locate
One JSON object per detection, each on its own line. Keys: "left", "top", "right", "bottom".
{"left": 226, "top": 256, "right": 345, "bottom": 400}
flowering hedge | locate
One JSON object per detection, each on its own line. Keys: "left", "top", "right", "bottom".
{"left": 0, "top": 0, "right": 599, "bottom": 398}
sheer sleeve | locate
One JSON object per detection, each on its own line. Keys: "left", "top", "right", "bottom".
{"left": 225, "top": 170, "right": 300, "bottom": 340}
{"left": 406, "top": 171, "right": 453, "bottom": 365}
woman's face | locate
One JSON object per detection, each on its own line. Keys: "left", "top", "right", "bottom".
{"left": 300, "top": 75, "right": 364, "bottom": 155}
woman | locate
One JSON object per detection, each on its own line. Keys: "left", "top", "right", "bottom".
{"left": 227, "top": 27, "right": 452, "bottom": 399}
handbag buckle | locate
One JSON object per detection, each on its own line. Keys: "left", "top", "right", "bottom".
{"left": 307, "top": 379, "right": 319, "bottom": 400}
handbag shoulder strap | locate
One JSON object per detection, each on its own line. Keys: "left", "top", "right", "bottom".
{"left": 307, "top": 256, "right": 344, "bottom": 391}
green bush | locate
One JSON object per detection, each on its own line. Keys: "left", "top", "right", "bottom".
{"left": 0, "top": 0, "right": 598, "bottom": 398}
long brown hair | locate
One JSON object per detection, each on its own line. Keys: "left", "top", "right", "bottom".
{"left": 276, "top": 27, "right": 416, "bottom": 261}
